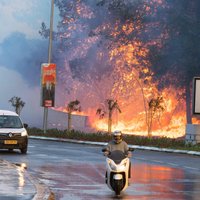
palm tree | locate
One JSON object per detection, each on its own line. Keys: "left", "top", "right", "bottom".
{"left": 147, "top": 96, "right": 164, "bottom": 137}
{"left": 8, "top": 96, "right": 25, "bottom": 115}
{"left": 66, "top": 100, "right": 81, "bottom": 131}
{"left": 96, "top": 99, "right": 121, "bottom": 133}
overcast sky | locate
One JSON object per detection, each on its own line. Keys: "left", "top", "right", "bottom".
{"left": 0, "top": 0, "right": 59, "bottom": 127}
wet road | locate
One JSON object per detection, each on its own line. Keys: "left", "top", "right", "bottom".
{"left": 0, "top": 139, "right": 200, "bottom": 200}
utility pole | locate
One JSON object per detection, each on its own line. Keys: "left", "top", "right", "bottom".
{"left": 43, "top": 0, "right": 54, "bottom": 133}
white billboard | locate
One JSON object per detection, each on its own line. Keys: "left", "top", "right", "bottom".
{"left": 193, "top": 77, "right": 200, "bottom": 114}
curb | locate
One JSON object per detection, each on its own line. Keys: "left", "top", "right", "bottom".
{"left": 29, "top": 136, "right": 200, "bottom": 156}
{"left": 30, "top": 174, "right": 54, "bottom": 200}
{"left": 0, "top": 159, "right": 53, "bottom": 200}
{"left": 1, "top": 155, "right": 54, "bottom": 200}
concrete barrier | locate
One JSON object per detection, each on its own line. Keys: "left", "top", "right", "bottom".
{"left": 185, "top": 124, "right": 200, "bottom": 144}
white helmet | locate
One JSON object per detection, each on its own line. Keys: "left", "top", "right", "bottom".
{"left": 113, "top": 130, "right": 122, "bottom": 144}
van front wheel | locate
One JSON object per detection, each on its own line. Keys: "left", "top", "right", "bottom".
{"left": 20, "top": 147, "right": 27, "bottom": 154}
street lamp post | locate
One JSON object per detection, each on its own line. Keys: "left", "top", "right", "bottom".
{"left": 43, "top": 0, "right": 55, "bottom": 133}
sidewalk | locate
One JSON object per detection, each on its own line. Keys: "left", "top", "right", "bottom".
{"left": 0, "top": 159, "right": 53, "bottom": 200}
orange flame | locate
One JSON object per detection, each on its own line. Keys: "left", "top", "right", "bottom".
{"left": 56, "top": 0, "right": 187, "bottom": 138}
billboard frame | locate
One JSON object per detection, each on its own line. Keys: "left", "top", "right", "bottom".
{"left": 193, "top": 77, "right": 200, "bottom": 115}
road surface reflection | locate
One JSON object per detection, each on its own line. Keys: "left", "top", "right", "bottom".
{"left": 37, "top": 162, "right": 200, "bottom": 200}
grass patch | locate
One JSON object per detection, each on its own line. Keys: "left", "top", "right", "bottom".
{"left": 28, "top": 128, "right": 200, "bottom": 152}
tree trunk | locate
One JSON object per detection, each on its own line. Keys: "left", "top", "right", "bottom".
{"left": 147, "top": 109, "right": 153, "bottom": 138}
{"left": 68, "top": 112, "right": 72, "bottom": 131}
{"left": 108, "top": 112, "right": 112, "bottom": 133}
{"left": 16, "top": 107, "right": 21, "bottom": 115}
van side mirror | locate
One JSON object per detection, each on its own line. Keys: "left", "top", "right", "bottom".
{"left": 24, "top": 123, "right": 28, "bottom": 129}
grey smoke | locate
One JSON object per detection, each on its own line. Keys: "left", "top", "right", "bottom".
{"left": 0, "top": 32, "right": 48, "bottom": 87}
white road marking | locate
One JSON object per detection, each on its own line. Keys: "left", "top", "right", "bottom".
{"left": 167, "top": 162, "right": 179, "bottom": 166}
{"left": 184, "top": 166, "right": 200, "bottom": 171}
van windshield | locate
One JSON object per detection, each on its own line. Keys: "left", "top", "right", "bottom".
{"left": 0, "top": 115, "right": 23, "bottom": 128}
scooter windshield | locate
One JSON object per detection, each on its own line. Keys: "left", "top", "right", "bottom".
{"left": 108, "top": 150, "right": 126, "bottom": 164}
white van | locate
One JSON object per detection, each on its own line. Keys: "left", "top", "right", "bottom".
{"left": 0, "top": 110, "right": 28, "bottom": 154}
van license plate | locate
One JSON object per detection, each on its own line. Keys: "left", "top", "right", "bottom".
{"left": 4, "top": 140, "right": 17, "bottom": 144}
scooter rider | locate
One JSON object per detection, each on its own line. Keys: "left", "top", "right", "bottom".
{"left": 103, "top": 130, "right": 132, "bottom": 178}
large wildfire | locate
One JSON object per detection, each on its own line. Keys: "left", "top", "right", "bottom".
{"left": 52, "top": 0, "right": 190, "bottom": 138}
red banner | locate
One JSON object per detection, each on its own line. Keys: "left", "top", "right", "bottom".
{"left": 41, "top": 63, "right": 56, "bottom": 107}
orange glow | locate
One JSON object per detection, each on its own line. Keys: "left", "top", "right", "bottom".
{"left": 55, "top": 85, "right": 186, "bottom": 138}
{"left": 122, "top": 23, "right": 134, "bottom": 35}
{"left": 132, "top": 163, "right": 185, "bottom": 199}
{"left": 76, "top": 2, "right": 94, "bottom": 19}
{"left": 56, "top": 0, "right": 189, "bottom": 138}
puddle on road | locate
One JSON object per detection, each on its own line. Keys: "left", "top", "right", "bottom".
{"left": 0, "top": 161, "right": 35, "bottom": 200}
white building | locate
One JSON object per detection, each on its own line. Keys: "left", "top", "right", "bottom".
{"left": 47, "top": 109, "right": 90, "bottom": 131}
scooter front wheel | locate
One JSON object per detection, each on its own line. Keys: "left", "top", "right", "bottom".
{"left": 115, "top": 189, "right": 121, "bottom": 196}
{"left": 114, "top": 179, "right": 123, "bottom": 196}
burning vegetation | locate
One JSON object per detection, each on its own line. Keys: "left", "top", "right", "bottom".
{"left": 40, "top": 0, "right": 200, "bottom": 138}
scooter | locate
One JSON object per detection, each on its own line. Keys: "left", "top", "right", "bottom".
{"left": 102, "top": 148, "right": 134, "bottom": 196}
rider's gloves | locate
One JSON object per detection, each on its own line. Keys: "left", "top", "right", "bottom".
{"left": 127, "top": 151, "right": 132, "bottom": 158}
{"left": 103, "top": 151, "right": 109, "bottom": 156}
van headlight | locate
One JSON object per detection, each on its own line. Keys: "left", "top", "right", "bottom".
{"left": 21, "top": 130, "right": 28, "bottom": 136}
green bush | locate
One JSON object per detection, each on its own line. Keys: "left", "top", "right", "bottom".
{"left": 28, "top": 128, "right": 200, "bottom": 151}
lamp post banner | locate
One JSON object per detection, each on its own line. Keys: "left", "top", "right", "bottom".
{"left": 41, "top": 63, "right": 56, "bottom": 107}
